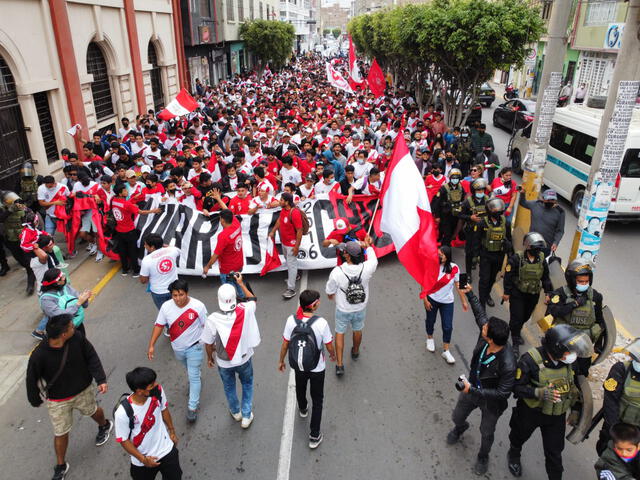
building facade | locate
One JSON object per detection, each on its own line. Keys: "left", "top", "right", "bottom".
{"left": 0, "top": 0, "right": 184, "bottom": 189}
{"left": 279, "top": 0, "right": 314, "bottom": 53}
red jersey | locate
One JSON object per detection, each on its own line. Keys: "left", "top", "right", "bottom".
{"left": 111, "top": 197, "right": 139, "bottom": 233}
{"left": 214, "top": 218, "right": 244, "bottom": 274}
{"left": 491, "top": 178, "right": 517, "bottom": 205}
{"left": 228, "top": 196, "right": 252, "bottom": 215}
{"left": 278, "top": 207, "right": 303, "bottom": 247}
{"left": 424, "top": 175, "right": 446, "bottom": 202}
{"left": 265, "top": 160, "right": 282, "bottom": 178}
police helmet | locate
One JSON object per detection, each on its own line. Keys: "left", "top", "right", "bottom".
{"left": 461, "top": 126, "right": 471, "bottom": 135}
{"left": 542, "top": 324, "right": 594, "bottom": 360}
{"left": 486, "top": 197, "right": 505, "bottom": 214}
{"left": 20, "top": 161, "right": 35, "bottom": 178}
{"left": 565, "top": 258, "right": 594, "bottom": 289}
{"left": 523, "top": 232, "right": 547, "bottom": 251}
{"left": 624, "top": 338, "right": 640, "bottom": 363}
{"left": 1, "top": 191, "right": 21, "bottom": 206}
{"left": 449, "top": 168, "right": 462, "bottom": 179}
{"left": 471, "top": 178, "right": 488, "bottom": 191}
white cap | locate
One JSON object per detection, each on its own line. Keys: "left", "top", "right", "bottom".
{"left": 217, "top": 283, "right": 237, "bottom": 312}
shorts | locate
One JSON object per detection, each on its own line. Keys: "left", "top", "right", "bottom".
{"left": 80, "top": 210, "right": 96, "bottom": 232}
{"left": 46, "top": 383, "right": 98, "bottom": 436}
{"left": 335, "top": 308, "right": 366, "bottom": 334}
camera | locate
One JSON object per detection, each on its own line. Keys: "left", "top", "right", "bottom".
{"left": 455, "top": 374, "right": 468, "bottom": 392}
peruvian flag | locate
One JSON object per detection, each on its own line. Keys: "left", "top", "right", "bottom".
{"left": 326, "top": 62, "right": 354, "bottom": 95}
{"left": 158, "top": 89, "right": 199, "bottom": 121}
{"left": 348, "top": 35, "right": 365, "bottom": 90}
{"left": 379, "top": 130, "right": 440, "bottom": 297}
{"left": 260, "top": 237, "right": 282, "bottom": 276}
{"left": 367, "top": 58, "right": 386, "bottom": 98}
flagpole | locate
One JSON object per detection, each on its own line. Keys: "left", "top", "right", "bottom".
{"left": 367, "top": 197, "right": 381, "bottom": 236}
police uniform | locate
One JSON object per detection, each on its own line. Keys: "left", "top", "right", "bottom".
{"left": 508, "top": 346, "right": 579, "bottom": 480}
{"left": 0, "top": 204, "right": 36, "bottom": 290}
{"left": 432, "top": 182, "right": 466, "bottom": 247}
{"left": 458, "top": 196, "right": 487, "bottom": 281}
{"left": 477, "top": 214, "right": 511, "bottom": 307}
{"left": 546, "top": 285, "right": 604, "bottom": 377}
{"left": 597, "top": 361, "right": 640, "bottom": 455}
{"left": 454, "top": 137, "right": 473, "bottom": 177}
{"left": 504, "top": 251, "right": 553, "bottom": 343}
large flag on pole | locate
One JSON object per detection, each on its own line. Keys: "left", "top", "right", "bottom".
{"left": 367, "top": 58, "right": 386, "bottom": 98}
{"left": 158, "top": 88, "right": 199, "bottom": 120}
{"left": 326, "top": 62, "right": 354, "bottom": 94}
{"left": 348, "top": 35, "right": 365, "bottom": 90}
{"left": 379, "top": 131, "right": 440, "bottom": 297}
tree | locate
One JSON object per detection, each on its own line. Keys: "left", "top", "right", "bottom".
{"left": 332, "top": 28, "right": 341, "bottom": 39}
{"left": 240, "top": 20, "right": 296, "bottom": 79}
{"left": 323, "top": 28, "right": 331, "bottom": 36}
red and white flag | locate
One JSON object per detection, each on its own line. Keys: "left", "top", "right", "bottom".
{"left": 348, "top": 35, "right": 365, "bottom": 90}
{"left": 367, "top": 58, "right": 386, "bottom": 98}
{"left": 379, "top": 131, "right": 440, "bottom": 297}
{"left": 158, "top": 89, "right": 199, "bottom": 121}
{"left": 260, "top": 237, "right": 282, "bottom": 276}
{"left": 326, "top": 63, "right": 354, "bottom": 95}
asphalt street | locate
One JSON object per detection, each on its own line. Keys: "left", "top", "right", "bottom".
{"left": 0, "top": 99, "right": 636, "bottom": 479}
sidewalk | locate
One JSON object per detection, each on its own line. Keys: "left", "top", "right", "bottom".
{"left": 0, "top": 248, "right": 118, "bottom": 406}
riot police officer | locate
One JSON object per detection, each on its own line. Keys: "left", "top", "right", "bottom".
{"left": 477, "top": 197, "right": 511, "bottom": 308}
{"left": 597, "top": 338, "right": 640, "bottom": 455}
{"left": 0, "top": 191, "right": 36, "bottom": 294}
{"left": 507, "top": 324, "right": 593, "bottom": 479}
{"left": 18, "top": 161, "right": 39, "bottom": 213}
{"left": 546, "top": 258, "right": 604, "bottom": 377}
{"left": 458, "top": 178, "right": 488, "bottom": 283}
{"left": 432, "top": 168, "right": 465, "bottom": 247}
{"left": 503, "top": 232, "right": 553, "bottom": 351}
{"left": 454, "top": 126, "right": 474, "bottom": 177}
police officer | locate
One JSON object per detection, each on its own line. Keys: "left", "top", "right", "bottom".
{"left": 432, "top": 168, "right": 465, "bottom": 247}
{"left": 503, "top": 232, "right": 553, "bottom": 351}
{"left": 546, "top": 258, "right": 605, "bottom": 377}
{"left": 507, "top": 324, "right": 593, "bottom": 479}
{"left": 453, "top": 126, "right": 474, "bottom": 177}
{"left": 458, "top": 178, "right": 488, "bottom": 283}
{"left": 477, "top": 197, "right": 511, "bottom": 308}
{"left": 18, "top": 161, "right": 39, "bottom": 213}
{"left": 597, "top": 338, "right": 640, "bottom": 455}
{"left": 0, "top": 191, "right": 36, "bottom": 294}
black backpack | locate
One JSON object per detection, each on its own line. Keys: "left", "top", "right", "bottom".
{"left": 340, "top": 266, "right": 366, "bottom": 305}
{"left": 288, "top": 315, "right": 321, "bottom": 372}
{"left": 113, "top": 393, "right": 135, "bottom": 441}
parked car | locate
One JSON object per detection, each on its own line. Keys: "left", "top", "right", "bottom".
{"left": 478, "top": 82, "right": 496, "bottom": 107}
{"left": 492, "top": 99, "right": 536, "bottom": 132}
{"left": 465, "top": 102, "right": 483, "bottom": 126}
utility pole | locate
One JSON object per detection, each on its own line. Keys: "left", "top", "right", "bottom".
{"left": 569, "top": 0, "right": 640, "bottom": 263}
{"left": 514, "top": 0, "right": 573, "bottom": 234}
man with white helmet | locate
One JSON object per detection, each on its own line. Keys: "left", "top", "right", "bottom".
{"left": 201, "top": 274, "right": 260, "bottom": 429}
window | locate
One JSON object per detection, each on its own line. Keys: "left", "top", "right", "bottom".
{"left": 541, "top": 0, "right": 552, "bottom": 20}
{"left": 199, "top": 0, "right": 212, "bottom": 17}
{"left": 33, "top": 92, "right": 59, "bottom": 164}
{"left": 573, "top": 132, "right": 597, "bottom": 165}
{"left": 577, "top": 51, "right": 608, "bottom": 97}
{"left": 238, "top": 0, "right": 244, "bottom": 20}
{"left": 148, "top": 43, "right": 164, "bottom": 113}
{"left": 621, "top": 149, "right": 640, "bottom": 178}
{"left": 250, "top": 0, "right": 255, "bottom": 19}
{"left": 86, "top": 43, "right": 114, "bottom": 121}
{"left": 259, "top": 1, "right": 263, "bottom": 18}
{"left": 549, "top": 123, "right": 597, "bottom": 165}
{"left": 227, "top": 0, "right": 235, "bottom": 20}
{"left": 585, "top": 1, "right": 618, "bottom": 26}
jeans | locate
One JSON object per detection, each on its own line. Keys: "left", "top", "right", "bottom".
{"left": 451, "top": 392, "right": 502, "bottom": 459}
{"left": 219, "top": 274, "right": 246, "bottom": 299}
{"left": 44, "top": 215, "right": 57, "bottom": 236}
{"left": 425, "top": 298, "right": 454, "bottom": 343}
{"left": 173, "top": 343, "right": 203, "bottom": 411}
{"left": 151, "top": 291, "right": 172, "bottom": 310}
{"left": 283, "top": 245, "right": 298, "bottom": 291}
{"left": 217, "top": 358, "right": 254, "bottom": 418}
{"left": 334, "top": 308, "right": 366, "bottom": 334}
{"left": 295, "top": 369, "right": 325, "bottom": 438}
{"left": 130, "top": 446, "right": 182, "bottom": 479}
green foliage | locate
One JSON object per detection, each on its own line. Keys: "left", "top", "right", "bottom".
{"left": 240, "top": 20, "right": 296, "bottom": 78}
{"left": 323, "top": 28, "right": 331, "bottom": 36}
{"left": 331, "top": 28, "right": 341, "bottom": 38}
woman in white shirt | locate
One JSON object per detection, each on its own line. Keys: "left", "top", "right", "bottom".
{"left": 423, "top": 246, "right": 468, "bottom": 364}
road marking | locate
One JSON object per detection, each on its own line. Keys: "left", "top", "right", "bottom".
{"left": 89, "top": 263, "right": 121, "bottom": 303}
{"left": 276, "top": 270, "right": 307, "bottom": 480}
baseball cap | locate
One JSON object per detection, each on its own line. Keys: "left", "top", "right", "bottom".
{"left": 337, "top": 241, "right": 362, "bottom": 256}
{"left": 125, "top": 169, "right": 136, "bottom": 178}
{"left": 141, "top": 165, "right": 151, "bottom": 174}
{"left": 542, "top": 190, "right": 558, "bottom": 201}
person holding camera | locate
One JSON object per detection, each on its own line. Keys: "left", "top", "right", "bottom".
{"left": 203, "top": 209, "right": 245, "bottom": 298}
{"left": 446, "top": 285, "right": 515, "bottom": 476}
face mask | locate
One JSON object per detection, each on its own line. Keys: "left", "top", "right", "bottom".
{"left": 575, "top": 283, "right": 589, "bottom": 293}
{"left": 432, "top": 171, "right": 441, "bottom": 177}
{"left": 544, "top": 202, "right": 554, "bottom": 209}
{"left": 461, "top": 133, "right": 469, "bottom": 138}
{"left": 136, "top": 161, "right": 143, "bottom": 166}
{"left": 633, "top": 361, "right": 640, "bottom": 372}
{"left": 504, "top": 180, "right": 512, "bottom": 188}
{"left": 357, "top": 158, "right": 365, "bottom": 165}
{"left": 561, "top": 352, "right": 577, "bottom": 364}
{"left": 149, "top": 385, "right": 161, "bottom": 399}
{"left": 168, "top": 188, "right": 176, "bottom": 193}
{"left": 450, "top": 178, "right": 460, "bottom": 185}
{"left": 475, "top": 192, "right": 484, "bottom": 200}
{"left": 619, "top": 452, "right": 638, "bottom": 463}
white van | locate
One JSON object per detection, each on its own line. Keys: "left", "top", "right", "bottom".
{"left": 509, "top": 105, "right": 640, "bottom": 219}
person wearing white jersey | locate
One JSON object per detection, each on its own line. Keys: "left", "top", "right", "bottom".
{"left": 139, "top": 234, "right": 180, "bottom": 309}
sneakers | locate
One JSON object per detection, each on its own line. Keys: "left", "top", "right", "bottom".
{"left": 88, "top": 243, "right": 98, "bottom": 255}
{"left": 474, "top": 456, "right": 489, "bottom": 475}
{"left": 350, "top": 347, "right": 359, "bottom": 360}
{"left": 446, "top": 429, "right": 461, "bottom": 445}
{"left": 121, "top": 270, "right": 129, "bottom": 277}
{"left": 186, "top": 408, "right": 198, "bottom": 423}
{"left": 132, "top": 273, "right": 140, "bottom": 278}
{"left": 486, "top": 296, "right": 495, "bottom": 307}
{"left": 282, "top": 289, "right": 296, "bottom": 299}
{"left": 507, "top": 450, "right": 522, "bottom": 477}
{"left": 335, "top": 365, "right": 345, "bottom": 376}
{"left": 241, "top": 413, "right": 254, "bottom": 429}
{"left": 426, "top": 338, "right": 435, "bottom": 352}
{"left": 230, "top": 410, "right": 242, "bottom": 422}
{"left": 442, "top": 350, "right": 456, "bottom": 364}
{"left": 85, "top": 243, "right": 94, "bottom": 252}
{"left": 309, "top": 433, "right": 323, "bottom": 449}
{"left": 67, "top": 250, "right": 78, "bottom": 259}
{"left": 31, "top": 330, "right": 46, "bottom": 341}
{"left": 52, "top": 462, "right": 69, "bottom": 480}
{"left": 95, "top": 251, "right": 104, "bottom": 262}
{"left": 299, "top": 407, "right": 308, "bottom": 418}
{"left": 95, "top": 419, "right": 113, "bottom": 446}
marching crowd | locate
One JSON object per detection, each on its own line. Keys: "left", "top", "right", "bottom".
{"left": 1, "top": 54, "right": 636, "bottom": 480}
